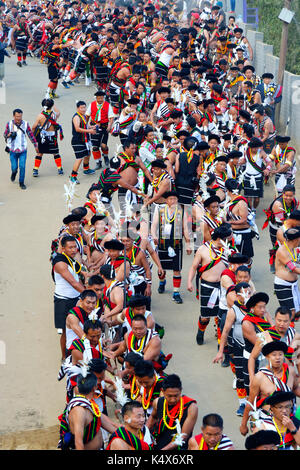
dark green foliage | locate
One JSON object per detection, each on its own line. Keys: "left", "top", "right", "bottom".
{"left": 249, "top": 0, "right": 300, "bottom": 75}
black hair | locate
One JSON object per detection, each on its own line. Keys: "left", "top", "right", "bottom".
{"left": 121, "top": 400, "right": 144, "bottom": 417}
{"left": 134, "top": 360, "right": 155, "bottom": 378}
{"left": 42, "top": 98, "right": 54, "bottom": 109}
{"left": 202, "top": 413, "right": 223, "bottom": 429}
{"left": 13, "top": 108, "right": 23, "bottom": 115}
{"left": 77, "top": 372, "right": 97, "bottom": 394}
{"left": 88, "top": 275, "right": 104, "bottom": 286}
{"left": 235, "top": 282, "right": 250, "bottom": 293}
{"left": 99, "top": 264, "right": 116, "bottom": 280}
{"left": 162, "top": 374, "right": 182, "bottom": 391}
{"left": 236, "top": 265, "right": 250, "bottom": 275}
{"left": 83, "top": 319, "right": 102, "bottom": 334}
{"left": 80, "top": 289, "right": 97, "bottom": 301}
{"left": 61, "top": 234, "right": 76, "bottom": 247}
{"left": 76, "top": 101, "right": 86, "bottom": 107}
{"left": 124, "top": 352, "right": 143, "bottom": 366}
{"left": 110, "top": 156, "right": 121, "bottom": 169}
{"left": 283, "top": 184, "right": 295, "bottom": 193}
{"left": 123, "top": 139, "right": 135, "bottom": 150}
{"left": 275, "top": 306, "right": 292, "bottom": 319}
{"left": 132, "top": 314, "right": 147, "bottom": 325}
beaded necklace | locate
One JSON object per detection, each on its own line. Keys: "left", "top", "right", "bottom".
{"left": 162, "top": 397, "right": 183, "bottom": 430}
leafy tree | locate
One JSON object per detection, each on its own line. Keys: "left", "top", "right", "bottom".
{"left": 249, "top": 0, "right": 300, "bottom": 75}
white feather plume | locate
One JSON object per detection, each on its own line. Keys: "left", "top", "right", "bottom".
{"left": 199, "top": 175, "right": 210, "bottom": 201}
{"left": 78, "top": 360, "right": 90, "bottom": 378}
{"left": 111, "top": 205, "right": 121, "bottom": 236}
{"left": 220, "top": 238, "right": 232, "bottom": 258}
{"left": 246, "top": 397, "right": 262, "bottom": 429}
{"left": 95, "top": 192, "right": 107, "bottom": 215}
{"left": 172, "top": 419, "right": 186, "bottom": 447}
{"left": 88, "top": 310, "right": 99, "bottom": 322}
{"left": 239, "top": 287, "right": 251, "bottom": 304}
{"left": 114, "top": 143, "right": 123, "bottom": 158}
{"left": 115, "top": 377, "right": 130, "bottom": 406}
{"left": 125, "top": 199, "right": 134, "bottom": 222}
{"left": 64, "top": 180, "right": 77, "bottom": 211}
{"left": 155, "top": 125, "right": 164, "bottom": 142}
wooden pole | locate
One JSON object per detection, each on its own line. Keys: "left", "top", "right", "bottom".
{"left": 276, "top": 0, "right": 292, "bottom": 125}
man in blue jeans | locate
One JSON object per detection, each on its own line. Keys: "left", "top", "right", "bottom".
{"left": 4, "top": 108, "right": 38, "bottom": 189}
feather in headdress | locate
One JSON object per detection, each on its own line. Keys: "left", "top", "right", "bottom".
{"left": 115, "top": 377, "right": 130, "bottom": 406}
{"left": 172, "top": 419, "right": 186, "bottom": 447}
{"left": 246, "top": 397, "right": 262, "bottom": 429}
{"left": 95, "top": 192, "right": 108, "bottom": 216}
{"left": 88, "top": 309, "right": 99, "bottom": 322}
{"left": 78, "top": 360, "right": 90, "bottom": 378}
{"left": 63, "top": 180, "right": 77, "bottom": 211}
{"left": 111, "top": 205, "right": 121, "bottom": 237}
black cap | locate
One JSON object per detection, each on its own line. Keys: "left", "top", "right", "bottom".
{"left": 214, "top": 155, "right": 228, "bottom": 163}
{"left": 289, "top": 210, "right": 300, "bottom": 221}
{"left": 276, "top": 135, "right": 291, "bottom": 143}
{"left": 203, "top": 195, "right": 221, "bottom": 208}
{"left": 239, "top": 109, "right": 251, "bottom": 121}
{"left": 265, "top": 391, "right": 296, "bottom": 406}
{"left": 284, "top": 227, "right": 300, "bottom": 240}
{"left": 104, "top": 239, "right": 124, "bottom": 251}
{"left": 243, "top": 65, "right": 255, "bottom": 73}
{"left": 262, "top": 72, "right": 274, "bottom": 80}
{"left": 245, "top": 430, "right": 280, "bottom": 450}
{"left": 63, "top": 214, "right": 82, "bottom": 225}
{"left": 176, "top": 130, "right": 190, "bottom": 138}
{"left": 87, "top": 183, "right": 101, "bottom": 197}
{"left": 262, "top": 341, "right": 288, "bottom": 357}
{"left": 127, "top": 97, "right": 140, "bottom": 105}
{"left": 151, "top": 159, "right": 167, "bottom": 169}
{"left": 248, "top": 137, "right": 263, "bottom": 148}
{"left": 228, "top": 252, "right": 249, "bottom": 264}
{"left": 246, "top": 292, "right": 269, "bottom": 310}
{"left": 227, "top": 150, "right": 243, "bottom": 159}
{"left": 198, "top": 141, "right": 210, "bottom": 151}
{"left": 91, "top": 215, "right": 107, "bottom": 225}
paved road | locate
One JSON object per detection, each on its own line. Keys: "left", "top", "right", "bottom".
{"left": 0, "top": 55, "right": 299, "bottom": 449}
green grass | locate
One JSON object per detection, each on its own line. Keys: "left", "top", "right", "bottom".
{"left": 249, "top": 0, "right": 300, "bottom": 75}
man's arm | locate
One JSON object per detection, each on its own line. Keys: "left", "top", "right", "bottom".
{"left": 248, "top": 335, "right": 266, "bottom": 381}
{"left": 73, "top": 115, "right": 96, "bottom": 134}
{"left": 242, "top": 320, "right": 257, "bottom": 347}
{"left": 187, "top": 249, "right": 202, "bottom": 292}
{"left": 145, "top": 178, "right": 170, "bottom": 206}
{"left": 26, "top": 123, "right": 39, "bottom": 150}
{"left": 135, "top": 155, "right": 153, "bottom": 182}
{"left": 143, "top": 335, "right": 161, "bottom": 361}
{"left": 67, "top": 314, "right": 84, "bottom": 340}
{"left": 102, "top": 287, "right": 124, "bottom": 321}
{"left": 100, "top": 413, "right": 118, "bottom": 433}
{"left": 54, "top": 262, "right": 85, "bottom": 293}
{"left": 111, "top": 338, "right": 127, "bottom": 359}
{"left": 240, "top": 374, "right": 261, "bottom": 436}
{"left": 213, "top": 308, "right": 236, "bottom": 362}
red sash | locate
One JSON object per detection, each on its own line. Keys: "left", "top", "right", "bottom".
{"left": 242, "top": 313, "right": 271, "bottom": 331}
{"left": 198, "top": 258, "right": 222, "bottom": 275}
{"left": 221, "top": 269, "right": 236, "bottom": 283}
